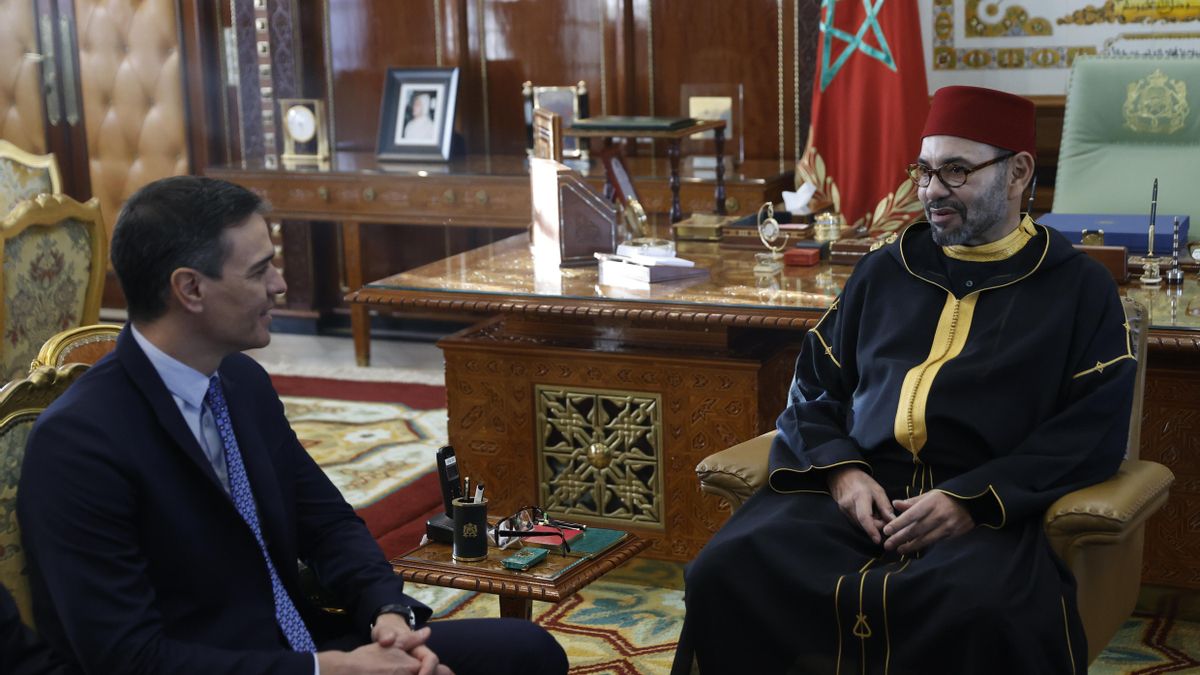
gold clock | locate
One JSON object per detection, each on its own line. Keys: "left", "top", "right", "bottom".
{"left": 279, "top": 98, "right": 330, "bottom": 164}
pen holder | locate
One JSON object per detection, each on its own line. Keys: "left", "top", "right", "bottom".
{"left": 452, "top": 497, "right": 488, "bottom": 562}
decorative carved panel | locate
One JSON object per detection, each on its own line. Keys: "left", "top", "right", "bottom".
{"left": 441, "top": 318, "right": 787, "bottom": 561}
{"left": 536, "top": 385, "right": 664, "bottom": 529}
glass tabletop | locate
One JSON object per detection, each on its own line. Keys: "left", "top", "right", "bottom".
{"left": 363, "top": 234, "right": 1200, "bottom": 331}
{"left": 364, "top": 234, "right": 847, "bottom": 312}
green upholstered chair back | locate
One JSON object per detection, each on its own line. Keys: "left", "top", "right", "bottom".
{"left": 0, "top": 364, "right": 87, "bottom": 627}
{"left": 0, "top": 195, "right": 107, "bottom": 382}
{"left": 1054, "top": 56, "right": 1200, "bottom": 240}
{"left": 0, "top": 141, "right": 61, "bottom": 217}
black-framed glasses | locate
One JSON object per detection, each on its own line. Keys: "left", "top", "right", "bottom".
{"left": 906, "top": 152, "right": 1014, "bottom": 188}
{"left": 491, "top": 506, "right": 586, "bottom": 555}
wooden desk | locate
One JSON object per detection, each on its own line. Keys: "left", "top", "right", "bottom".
{"left": 392, "top": 532, "right": 647, "bottom": 619}
{"left": 205, "top": 153, "right": 792, "bottom": 365}
{"left": 350, "top": 235, "right": 1200, "bottom": 586}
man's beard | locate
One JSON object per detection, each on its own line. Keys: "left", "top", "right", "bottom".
{"left": 925, "top": 172, "right": 1009, "bottom": 246}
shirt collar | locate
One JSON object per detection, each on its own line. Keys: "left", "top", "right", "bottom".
{"left": 130, "top": 324, "right": 213, "bottom": 410}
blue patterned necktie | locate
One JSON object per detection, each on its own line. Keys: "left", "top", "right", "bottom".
{"left": 205, "top": 375, "right": 316, "bottom": 653}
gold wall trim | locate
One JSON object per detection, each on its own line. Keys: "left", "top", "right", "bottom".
{"left": 777, "top": 0, "right": 785, "bottom": 163}
{"left": 476, "top": 0, "right": 490, "bottom": 155}
{"left": 433, "top": 0, "right": 444, "bottom": 66}
{"left": 599, "top": 3, "right": 608, "bottom": 115}
{"left": 965, "top": 0, "right": 1053, "bottom": 37}
{"left": 932, "top": 0, "right": 1094, "bottom": 71}
{"left": 646, "top": 0, "right": 655, "bottom": 115}
{"left": 793, "top": 0, "right": 801, "bottom": 162}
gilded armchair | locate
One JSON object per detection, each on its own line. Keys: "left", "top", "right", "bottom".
{"left": 31, "top": 324, "right": 123, "bottom": 371}
{"left": 0, "top": 364, "right": 89, "bottom": 626}
{"left": 0, "top": 194, "right": 107, "bottom": 382}
{"left": 0, "top": 140, "right": 62, "bottom": 218}
{"left": 695, "top": 297, "right": 1174, "bottom": 664}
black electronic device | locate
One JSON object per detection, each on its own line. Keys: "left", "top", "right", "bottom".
{"left": 427, "top": 446, "right": 462, "bottom": 544}
{"left": 435, "top": 445, "right": 462, "bottom": 516}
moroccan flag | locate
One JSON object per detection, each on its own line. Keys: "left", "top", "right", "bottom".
{"left": 798, "top": 0, "right": 929, "bottom": 234}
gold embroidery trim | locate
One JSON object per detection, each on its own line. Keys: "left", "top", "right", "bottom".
{"left": 930, "top": 485, "right": 1008, "bottom": 529}
{"left": 834, "top": 574, "right": 846, "bottom": 675}
{"left": 769, "top": 460, "right": 871, "bottom": 493}
{"left": 1061, "top": 595, "right": 1077, "bottom": 675}
{"left": 942, "top": 216, "right": 1037, "bottom": 262}
{"left": 810, "top": 297, "right": 842, "bottom": 368}
{"left": 893, "top": 293, "right": 980, "bottom": 455}
{"left": 882, "top": 558, "right": 911, "bottom": 675}
{"left": 1073, "top": 318, "right": 1136, "bottom": 379}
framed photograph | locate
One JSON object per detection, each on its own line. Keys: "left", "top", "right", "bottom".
{"left": 680, "top": 83, "right": 744, "bottom": 163}
{"left": 523, "top": 81, "right": 589, "bottom": 159}
{"left": 377, "top": 67, "right": 459, "bottom": 161}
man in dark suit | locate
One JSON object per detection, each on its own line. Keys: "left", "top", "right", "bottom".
{"left": 18, "top": 176, "right": 568, "bottom": 675}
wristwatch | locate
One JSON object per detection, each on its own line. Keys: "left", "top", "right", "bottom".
{"left": 372, "top": 603, "right": 417, "bottom": 630}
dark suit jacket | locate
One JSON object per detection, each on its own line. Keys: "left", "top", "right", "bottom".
{"left": 0, "top": 584, "right": 77, "bottom": 675}
{"left": 18, "top": 328, "right": 425, "bottom": 674}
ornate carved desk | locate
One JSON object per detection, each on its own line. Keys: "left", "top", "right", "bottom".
{"left": 349, "top": 237, "right": 1200, "bottom": 584}
{"left": 205, "top": 153, "right": 792, "bottom": 366}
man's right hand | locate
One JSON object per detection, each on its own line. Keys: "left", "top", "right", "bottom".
{"left": 317, "top": 638, "right": 453, "bottom": 675}
{"left": 827, "top": 466, "right": 895, "bottom": 545}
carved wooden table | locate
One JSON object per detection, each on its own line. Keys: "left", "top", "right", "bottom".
{"left": 565, "top": 119, "right": 727, "bottom": 223}
{"left": 391, "top": 533, "right": 647, "bottom": 619}
{"left": 206, "top": 152, "right": 790, "bottom": 366}
{"left": 350, "top": 235, "right": 1200, "bottom": 587}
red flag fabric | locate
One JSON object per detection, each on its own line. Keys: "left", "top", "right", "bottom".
{"left": 798, "top": 0, "right": 929, "bottom": 234}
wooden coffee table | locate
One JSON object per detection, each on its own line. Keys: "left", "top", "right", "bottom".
{"left": 390, "top": 532, "right": 647, "bottom": 620}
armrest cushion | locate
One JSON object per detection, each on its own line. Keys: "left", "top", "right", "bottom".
{"left": 695, "top": 431, "right": 776, "bottom": 507}
{"left": 1043, "top": 459, "right": 1174, "bottom": 537}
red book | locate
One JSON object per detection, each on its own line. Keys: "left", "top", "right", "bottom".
{"left": 523, "top": 524, "right": 584, "bottom": 547}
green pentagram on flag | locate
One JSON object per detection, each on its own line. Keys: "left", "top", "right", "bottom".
{"left": 819, "top": 0, "right": 897, "bottom": 91}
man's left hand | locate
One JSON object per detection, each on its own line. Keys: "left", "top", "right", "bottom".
{"left": 882, "top": 491, "right": 974, "bottom": 554}
{"left": 371, "top": 612, "right": 427, "bottom": 651}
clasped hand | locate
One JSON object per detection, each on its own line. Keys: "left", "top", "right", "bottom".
{"left": 318, "top": 613, "right": 454, "bottom": 675}
{"left": 826, "top": 466, "right": 974, "bottom": 554}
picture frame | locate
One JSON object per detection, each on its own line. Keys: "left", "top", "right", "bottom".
{"left": 680, "top": 83, "right": 744, "bottom": 164}
{"left": 523, "top": 81, "right": 589, "bottom": 159}
{"left": 377, "top": 67, "right": 460, "bottom": 161}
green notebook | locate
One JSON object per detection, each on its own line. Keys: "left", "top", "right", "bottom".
{"left": 572, "top": 116, "right": 697, "bottom": 131}
{"left": 567, "top": 527, "right": 627, "bottom": 556}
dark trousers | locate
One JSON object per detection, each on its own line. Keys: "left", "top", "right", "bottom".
{"left": 320, "top": 616, "right": 568, "bottom": 675}
{"left": 426, "top": 617, "right": 569, "bottom": 675}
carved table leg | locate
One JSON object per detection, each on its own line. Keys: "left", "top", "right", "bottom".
{"left": 714, "top": 128, "right": 727, "bottom": 215}
{"left": 498, "top": 595, "right": 533, "bottom": 620}
{"left": 668, "top": 139, "right": 683, "bottom": 223}
{"left": 343, "top": 220, "right": 371, "bottom": 367}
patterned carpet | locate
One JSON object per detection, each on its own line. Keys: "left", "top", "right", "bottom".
{"left": 274, "top": 376, "right": 1200, "bottom": 674}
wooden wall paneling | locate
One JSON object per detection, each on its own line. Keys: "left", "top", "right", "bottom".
{"left": 40, "top": 0, "right": 89, "bottom": 201}
{"left": 178, "top": 0, "right": 227, "bottom": 173}
{"left": 646, "top": 0, "right": 797, "bottom": 162}
{"left": 327, "top": 0, "right": 443, "bottom": 152}
{"left": 472, "top": 0, "right": 609, "bottom": 157}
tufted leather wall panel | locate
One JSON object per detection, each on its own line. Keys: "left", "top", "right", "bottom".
{"left": 74, "top": 0, "right": 187, "bottom": 234}
{"left": 0, "top": 0, "right": 47, "bottom": 153}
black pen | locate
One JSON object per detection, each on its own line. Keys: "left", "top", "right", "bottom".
{"left": 1148, "top": 178, "right": 1158, "bottom": 257}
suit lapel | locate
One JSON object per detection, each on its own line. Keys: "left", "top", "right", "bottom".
{"left": 115, "top": 328, "right": 228, "bottom": 496}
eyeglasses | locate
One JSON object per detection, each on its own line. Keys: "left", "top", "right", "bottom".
{"left": 491, "top": 506, "right": 586, "bottom": 556}
{"left": 906, "top": 152, "right": 1014, "bottom": 188}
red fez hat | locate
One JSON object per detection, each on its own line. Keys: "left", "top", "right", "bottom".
{"left": 922, "top": 85, "right": 1036, "bottom": 158}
